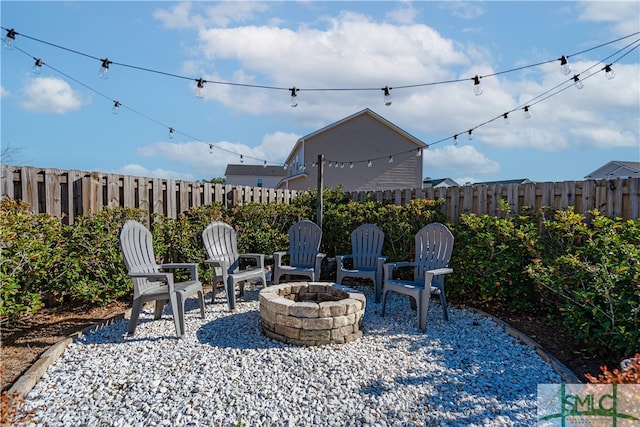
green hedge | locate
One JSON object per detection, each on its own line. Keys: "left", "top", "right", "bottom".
{"left": 1, "top": 193, "right": 638, "bottom": 363}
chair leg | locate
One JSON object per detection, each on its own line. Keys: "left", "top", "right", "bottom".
{"left": 381, "top": 290, "right": 388, "bottom": 317}
{"left": 177, "top": 292, "right": 187, "bottom": 337}
{"left": 198, "top": 290, "right": 205, "bottom": 319}
{"left": 439, "top": 289, "right": 449, "bottom": 321}
{"left": 153, "top": 299, "right": 166, "bottom": 320}
{"left": 127, "top": 298, "right": 144, "bottom": 336}
{"left": 226, "top": 277, "right": 236, "bottom": 311}
{"left": 418, "top": 289, "right": 430, "bottom": 332}
{"left": 374, "top": 279, "right": 381, "bottom": 304}
{"left": 167, "top": 292, "right": 183, "bottom": 338}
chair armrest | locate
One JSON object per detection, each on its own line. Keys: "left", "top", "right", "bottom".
{"left": 128, "top": 272, "right": 176, "bottom": 292}
{"left": 425, "top": 267, "right": 453, "bottom": 276}
{"left": 273, "top": 251, "right": 288, "bottom": 266}
{"left": 160, "top": 263, "right": 199, "bottom": 281}
{"left": 383, "top": 261, "right": 415, "bottom": 280}
{"left": 239, "top": 253, "right": 265, "bottom": 268}
{"left": 314, "top": 253, "right": 326, "bottom": 276}
{"left": 335, "top": 254, "right": 353, "bottom": 268}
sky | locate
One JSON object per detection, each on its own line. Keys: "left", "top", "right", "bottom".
{"left": 1, "top": 1, "right": 639, "bottom": 185}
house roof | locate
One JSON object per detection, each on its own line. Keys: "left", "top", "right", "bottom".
{"left": 585, "top": 160, "right": 640, "bottom": 179}
{"left": 285, "top": 108, "right": 427, "bottom": 164}
{"left": 473, "top": 178, "right": 533, "bottom": 185}
{"left": 225, "top": 164, "right": 288, "bottom": 177}
{"left": 423, "top": 178, "right": 459, "bottom": 187}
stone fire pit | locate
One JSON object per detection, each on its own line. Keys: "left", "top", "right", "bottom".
{"left": 259, "top": 282, "right": 366, "bottom": 346}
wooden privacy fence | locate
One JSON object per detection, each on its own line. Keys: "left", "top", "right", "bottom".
{"left": 1, "top": 165, "right": 639, "bottom": 225}
{"left": 1, "top": 165, "right": 300, "bottom": 225}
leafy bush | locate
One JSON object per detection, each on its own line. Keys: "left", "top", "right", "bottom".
{"left": 0, "top": 198, "right": 66, "bottom": 316}
{"left": 527, "top": 209, "right": 640, "bottom": 363}
{"left": 58, "top": 207, "right": 146, "bottom": 305}
{"left": 448, "top": 202, "right": 540, "bottom": 312}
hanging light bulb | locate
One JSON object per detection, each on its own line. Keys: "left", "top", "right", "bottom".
{"left": 328, "top": 161, "right": 333, "bottom": 168}
{"left": 340, "top": 162, "right": 345, "bottom": 168}
{"left": 99, "top": 58, "right": 111, "bottom": 79}
{"left": 32, "top": 58, "right": 43, "bottom": 74}
{"left": 467, "top": 129, "right": 473, "bottom": 140}
{"left": 503, "top": 112, "right": 510, "bottom": 125}
{"left": 573, "top": 75, "right": 584, "bottom": 90}
{"left": 240, "top": 154, "right": 244, "bottom": 164}
{"left": 473, "top": 75, "right": 483, "bottom": 96}
{"left": 388, "top": 156, "right": 394, "bottom": 163}
{"left": 524, "top": 106, "right": 531, "bottom": 119}
{"left": 604, "top": 64, "right": 615, "bottom": 80}
{"left": 263, "top": 160, "right": 267, "bottom": 168}
{"left": 453, "top": 135, "right": 459, "bottom": 146}
{"left": 209, "top": 144, "right": 213, "bottom": 154}
{"left": 349, "top": 162, "right": 354, "bottom": 169}
{"left": 196, "top": 78, "right": 205, "bottom": 98}
{"left": 283, "top": 164, "right": 288, "bottom": 170}
{"left": 4, "top": 28, "right": 17, "bottom": 49}
{"left": 382, "top": 86, "right": 392, "bottom": 106}
{"left": 367, "top": 160, "right": 372, "bottom": 167}
{"left": 559, "top": 56, "right": 571, "bottom": 75}
{"left": 112, "top": 101, "right": 121, "bottom": 114}
{"left": 289, "top": 87, "right": 299, "bottom": 107}
{"left": 168, "top": 128, "right": 175, "bottom": 139}
{"left": 416, "top": 148, "right": 422, "bottom": 157}
{"left": 312, "top": 161, "right": 317, "bottom": 168}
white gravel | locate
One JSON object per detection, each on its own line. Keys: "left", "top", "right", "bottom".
{"left": 21, "top": 284, "right": 560, "bottom": 426}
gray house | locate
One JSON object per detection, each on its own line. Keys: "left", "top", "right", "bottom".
{"left": 277, "top": 109, "right": 427, "bottom": 191}
{"left": 585, "top": 160, "right": 640, "bottom": 179}
{"left": 423, "top": 178, "right": 459, "bottom": 188}
{"left": 225, "top": 164, "right": 288, "bottom": 188}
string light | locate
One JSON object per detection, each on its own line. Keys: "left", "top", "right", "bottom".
{"left": 328, "top": 161, "right": 333, "bottom": 168}
{"left": 4, "top": 25, "right": 637, "bottom": 172}
{"left": 196, "top": 78, "right": 205, "bottom": 98}
{"left": 453, "top": 135, "right": 459, "bottom": 145}
{"left": 382, "top": 86, "right": 392, "bottom": 106}
{"left": 283, "top": 164, "right": 287, "bottom": 170}
{"left": 473, "top": 75, "right": 482, "bottom": 96}
{"left": 349, "top": 162, "right": 354, "bottom": 168}
{"left": 603, "top": 64, "right": 616, "bottom": 79}
{"left": 4, "top": 28, "right": 16, "bottom": 49}
{"left": 340, "top": 162, "right": 345, "bottom": 168}
{"left": 168, "top": 127, "right": 174, "bottom": 139}
{"left": 209, "top": 144, "right": 213, "bottom": 154}
{"left": 503, "top": 112, "right": 509, "bottom": 125}
{"left": 99, "top": 58, "right": 111, "bottom": 79}
{"left": 388, "top": 155, "right": 394, "bottom": 163}
{"left": 263, "top": 160, "right": 267, "bottom": 168}
{"left": 32, "top": 58, "right": 43, "bottom": 74}
{"left": 240, "top": 154, "right": 244, "bottom": 163}
{"left": 290, "top": 87, "right": 299, "bottom": 107}
{"left": 559, "top": 55, "right": 571, "bottom": 75}
{"left": 367, "top": 160, "right": 372, "bottom": 167}
{"left": 112, "top": 101, "right": 120, "bottom": 114}
{"left": 467, "top": 129, "right": 473, "bottom": 140}
{"left": 416, "top": 148, "right": 422, "bottom": 157}
{"left": 573, "top": 74, "right": 584, "bottom": 90}
{"left": 312, "top": 161, "right": 317, "bottom": 167}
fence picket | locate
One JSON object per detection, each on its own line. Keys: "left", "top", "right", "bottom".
{"left": 1, "top": 166, "right": 637, "bottom": 225}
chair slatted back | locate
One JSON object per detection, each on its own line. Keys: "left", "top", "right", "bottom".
{"left": 351, "top": 223, "right": 384, "bottom": 270}
{"left": 288, "top": 220, "right": 322, "bottom": 268}
{"left": 202, "top": 222, "right": 240, "bottom": 273}
{"left": 413, "top": 223, "right": 454, "bottom": 281}
{"left": 120, "top": 220, "right": 161, "bottom": 298}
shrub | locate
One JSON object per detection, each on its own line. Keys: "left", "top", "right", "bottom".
{"left": 0, "top": 198, "right": 66, "bottom": 316}
{"left": 527, "top": 209, "right": 640, "bottom": 363}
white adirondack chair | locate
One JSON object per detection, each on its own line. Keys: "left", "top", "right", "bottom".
{"left": 202, "top": 221, "right": 267, "bottom": 311}
{"left": 119, "top": 220, "right": 205, "bottom": 338}
{"left": 381, "top": 222, "right": 454, "bottom": 331}
{"left": 336, "top": 223, "right": 387, "bottom": 303}
{"left": 273, "top": 220, "right": 325, "bottom": 284}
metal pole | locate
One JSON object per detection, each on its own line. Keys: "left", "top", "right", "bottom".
{"left": 317, "top": 153, "right": 324, "bottom": 228}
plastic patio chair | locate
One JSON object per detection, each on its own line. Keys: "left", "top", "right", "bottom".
{"left": 202, "top": 221, "right": 267, "bottom": 311}
{"left": 381, "top": 222, "right": 454, "bottom": 331}
{"left": 119, "top": 220, "right": 205, "bottom": 338}
{"left": 273, "top": 220, "right": 325, "bottom": 284}
{"left": 336, "top": 223, "right": 387, "bottom": 303}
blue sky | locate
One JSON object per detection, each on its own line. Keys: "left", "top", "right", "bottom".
{"left": 1, "top": 1, "right": 639, "bottom": 184}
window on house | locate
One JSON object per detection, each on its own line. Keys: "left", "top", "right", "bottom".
{"left": 257, "top": 178, "right": 263, "bottom": 187}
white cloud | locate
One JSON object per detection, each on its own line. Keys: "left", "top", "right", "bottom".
{"left": 19, "top": 77, "right": 83, "bottom": 114}
{"left": 0, "top": 86, "right": 8, "bottom": 97}
{"left": 424, "top": 144, "right": 500, "bottom": 176}
{"left": 440, "top": 2, "right": 485, "bottom": 20}
{"left": 386, "top": 2, "right": 420, "bottom": 25}
{"left": 577, "top": 1, "right": 640, "bottom": 36}
{"left": 135, "top": 131, "right": 299, "bottom": 178}
{"left": 154, "top": 1, "right": 268, "bottom": 29}
{"left": 114, "top": 164, "right": 196, "bottom": 181}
